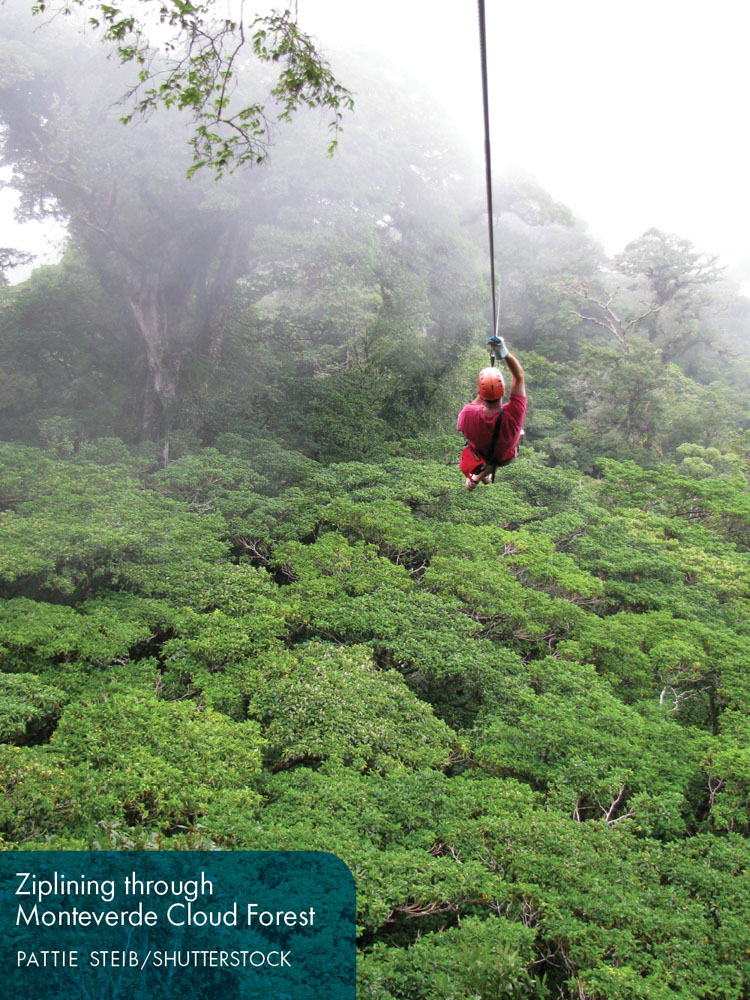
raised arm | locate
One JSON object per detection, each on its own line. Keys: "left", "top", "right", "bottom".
{"left": 504, "top": 351, "right": 525, "bottom": 397}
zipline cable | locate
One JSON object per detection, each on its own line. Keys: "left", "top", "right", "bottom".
{"left": 477, "top": 0, "right": 502, "bottom": 352}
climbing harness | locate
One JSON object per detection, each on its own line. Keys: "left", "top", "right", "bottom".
{"left": 460, "top": 405, "right": 520, "bottom": 485}
{"left": 462, "top": 404, "right": 504, "bottom": 483}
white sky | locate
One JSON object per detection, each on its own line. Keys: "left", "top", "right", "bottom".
{"left": 3, "top": 0, "right": 749, "bottom": 288}
{"left": 303, "top": 0, "right": 750, "bottom": 287}
{"left": 1, "top": 175, "right": 67, "bottom": 271}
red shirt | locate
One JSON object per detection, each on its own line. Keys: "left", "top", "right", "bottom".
{"left": 457, "top": 394, "right": 527, "bottom": 463}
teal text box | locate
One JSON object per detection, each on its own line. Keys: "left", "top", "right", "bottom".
{"left": 0, "top": 851, "right": 355, "bottom": 999}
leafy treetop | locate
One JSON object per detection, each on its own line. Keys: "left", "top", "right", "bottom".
{"left": 30, "top": 0, "right": 354, "bottom": 175}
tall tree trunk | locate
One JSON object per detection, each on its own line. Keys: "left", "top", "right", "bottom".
{"left": 125, "top": 268, "right": 178, "bottom": 438}
{"left": 196, "top": 220, "right": 247, "bottom": 359}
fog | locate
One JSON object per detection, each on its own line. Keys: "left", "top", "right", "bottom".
{"left": 2, "top": 0, "right": 749, "bottom": 289}
{"left": 300, "top": 0, "right": 750, "bottom": 287}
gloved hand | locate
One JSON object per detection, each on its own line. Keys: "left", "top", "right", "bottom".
{"left": 487, "top": 335, "right": 509, "bottom": 359}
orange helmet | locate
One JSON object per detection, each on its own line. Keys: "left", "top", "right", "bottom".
{"left": 477, "top": 366, "right": 505, "bottom": 401}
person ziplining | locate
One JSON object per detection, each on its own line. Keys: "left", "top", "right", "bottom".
{"left": 458, "top": 0, "right": 527, "bottom": 490}
{"left": 458, "top": 337, "right": 526, "bottom": 489}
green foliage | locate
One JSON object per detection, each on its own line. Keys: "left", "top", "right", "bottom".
{"left": 281, "top": 369, "right": 394, "bottom": 462}
{"left": 0, "top": 451, "right": 229, "bottom": 602}
{"left": 0, "top": 435, "right": 749, "bottom": 996}
{"left": 0, "top": 596, "right": 167, "bottom": 674}
{"left": 249, "top": 644, "right": 457, "bottom": 774}
{"left": 0, "top": 745, "right": 79, "bottom": 843}
{"left": 471, "top": 655, "right": 702, "bottom": 836}
{"left": 359, "top": 916, "right": 539, "bottom": 1000}
{"left": 0, "top": 252, "right": 137, "bottom": 442}
{"left": 50, "top": 692, "right": 264, "bottom": 828}
{"left": 30, "top": 2, "right": 353, "bottom": 175}
{"left": 158, "top": 601, "right": 287, "bottom": 715}
{"left": 0, "top": 672, "right": 67, "bottom": 744}
{"left": 705, "top": 711, "right": 750, "bottom": 834}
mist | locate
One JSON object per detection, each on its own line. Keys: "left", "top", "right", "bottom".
{"left": 4, "top": 0, "right": 750, "bottom": 287}
{"left": 298, "top": 0, "right": 750, "bottom": 288}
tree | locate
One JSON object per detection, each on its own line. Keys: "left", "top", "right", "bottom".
{"left": 2, "top": 433, "right": 750, "bottom": 995}
{"left": 0, "top": 247, "right": 33, "bottom": 282}
{"left": 564, "top": 277, "right": 662, "bottom": 353}
{"left": 462, "top": 174, "right": 602, "bottom": 356}
{"left": 1, "top": 10, "right": 312, "bottom": 441}
{"left": 0, "top": 250, "right": 138, "bottom": 441}
{"left": 613, "top": 228, "right": 724, "bottom": 362}
{"left": 30, "top": 0, "right": 353, "bottom": 176}
{"left": 1, "top": 20, "right": 490, "bottom": 448}
{"left": 615, "top": 228, "right": 723, "bottom": 311}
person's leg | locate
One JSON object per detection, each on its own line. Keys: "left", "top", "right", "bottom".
{"left": 465, "top": 463, "right": 488, "bottom": 490}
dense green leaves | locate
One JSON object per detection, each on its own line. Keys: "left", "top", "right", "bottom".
{"left": 0, "top": 672, "right": 67, "bottom": 744}
{"left": 1, "top": 434, "right": 749, "bottom": 996}
{"left": 250, "top": 644, "right": 456, "bottom": 773}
